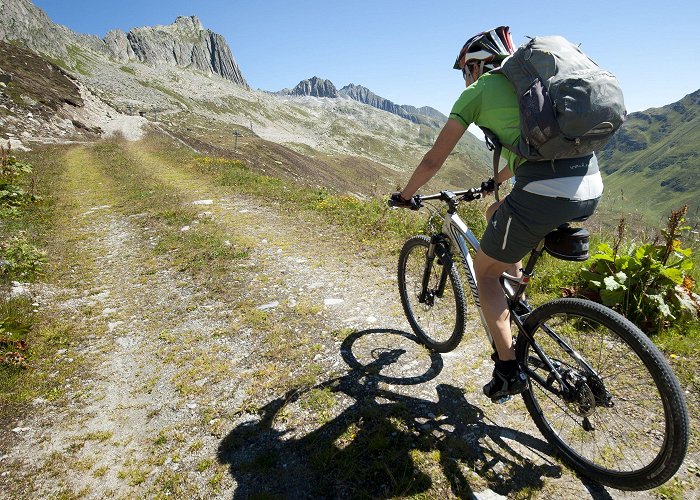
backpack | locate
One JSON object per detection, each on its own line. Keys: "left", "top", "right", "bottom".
{"left": 481, "top": 35, "right": 626, "bottom": 191}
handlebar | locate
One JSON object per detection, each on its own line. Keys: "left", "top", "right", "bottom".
{"left": 388, "top": 179, "right": 496, "bottom": 210}
{"left": 418, "top": 186, "right": 485, "bottom": 203}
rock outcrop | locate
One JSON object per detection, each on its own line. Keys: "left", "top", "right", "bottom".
{"left": 339, "top": 83, "right": 402, "bottom": 115}
{"left": 0, "top": 0, "right": 248, "bottom": 88}
{"left": 112, "top": 16, "right": 248, "bottom": 88}
{"left": 339, "top": 83, "right": 445, "bottom": 127}
{"left": 280, "top": 79, "right": 446, "bottom": 127}
{"left": 289, "top": 77, "right": 338, "bottom": 98}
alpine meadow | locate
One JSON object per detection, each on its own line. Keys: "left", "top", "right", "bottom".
{"left": 1, "top": 1, "right": 699, "bottom": 498}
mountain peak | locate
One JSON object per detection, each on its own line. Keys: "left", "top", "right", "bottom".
{"left": 122, "top": 17, "right": 248, "bottom": 87}
{"left": 289, "top": 77, "right": 338, "bottom": 98}
{"left": 0, "top": 1, "right": 248, "bottom": 88}
{"left": 173, "top": 15, "right": 203, "bottom": 32}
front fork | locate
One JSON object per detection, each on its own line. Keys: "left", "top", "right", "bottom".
{"left": 419, "top": 234, "right": 452, "bottom": 304}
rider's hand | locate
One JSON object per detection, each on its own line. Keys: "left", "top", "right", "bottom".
{"left": 481, "top": 177, "right": 501, "bottom": 194}
{"left": 388, "top": 192, "right": 421, "bottom": 210}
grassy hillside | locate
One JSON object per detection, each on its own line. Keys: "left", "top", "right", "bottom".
{"left": 598, "top": 89, "right": 700, "bottom": 225}
{"left": 2, "top": 132, "right": 698, "bottom": 498}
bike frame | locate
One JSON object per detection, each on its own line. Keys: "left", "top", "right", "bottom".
{"left": 419, "top": 189, "right": 598, "bottom": 396}
{"left": 420, "top": 189, "right": 530, "bottom": 346}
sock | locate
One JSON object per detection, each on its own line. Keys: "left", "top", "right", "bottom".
{"left": 495, "top": 359, "right": 518, "bottom": 378}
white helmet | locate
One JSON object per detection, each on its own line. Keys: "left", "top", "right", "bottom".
{"left": 453, "top": 26, "right": 514, "bottom": 73}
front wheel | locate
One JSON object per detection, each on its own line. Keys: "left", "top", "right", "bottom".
{"left": 398, "top": 235, "right": 466, "bottom": 352}
{"left": 516, "top": 298, "right": 689, "bottom": 490}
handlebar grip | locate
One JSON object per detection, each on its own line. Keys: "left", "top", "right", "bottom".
{"left": 388, "top": 193, "right": 421, "bottom": 210}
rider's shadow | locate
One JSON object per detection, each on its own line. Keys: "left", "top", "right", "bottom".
{"left": 217, "top": 328, "right": 563, "bottom": 499}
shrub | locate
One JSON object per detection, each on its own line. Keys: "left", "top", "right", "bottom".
{"left": 0, "top": 233, "right": 47, "bottom": 281}
{"left": 0, "top": 143, "right": 38, "bottom": 212}
{"left": 579, "top": 207, "right": 700, "bottom": 333}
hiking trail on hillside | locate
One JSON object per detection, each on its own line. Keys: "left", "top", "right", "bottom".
{"left": 1, "top": 138, "right": 697, "bottom": 499}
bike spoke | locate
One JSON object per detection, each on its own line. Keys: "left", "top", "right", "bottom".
{"left": 398, "top": 236, "right": 466, "bottom": 352}
{"left": 524, "top": 308, "right": 670, "bottom": 476}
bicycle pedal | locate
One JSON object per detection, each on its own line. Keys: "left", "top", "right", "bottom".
{"left": 491, "top": 395, "right": 512, "bottom": 404}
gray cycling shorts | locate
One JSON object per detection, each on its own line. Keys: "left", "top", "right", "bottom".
{"left": 480, "top": 189, "right": 600, "bottom": 263}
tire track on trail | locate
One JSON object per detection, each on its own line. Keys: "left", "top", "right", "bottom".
{"left": 118, "top": 139, "right": 654, "bottom": 499}
{"left": 3, "top": 144, "right": 254, "bottom": 497}
{"left": 2, "top": 138, "right": 661, "bottom": 498}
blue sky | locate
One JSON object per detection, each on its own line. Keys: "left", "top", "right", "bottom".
{"left": 33, "top": 0, "right": 700, "bottom": 115}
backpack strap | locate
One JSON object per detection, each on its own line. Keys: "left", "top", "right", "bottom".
{"left": 480, "top": 127, "right": 526, "bottom": 202}
{"left": 480, "top": 127, "right": 502, "bottom": 201}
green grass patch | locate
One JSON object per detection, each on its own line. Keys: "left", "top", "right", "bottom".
{"left": 66, "top": 44, "right": 92, "bottom": 76}
{"left": 0, "top": 145, "right": 79, "bottom": 423}
{"left": 0, "top": 296, "right": 32, "bottom": 372}
{"left": 187, "top": 153, "right": 449, "bottom": 248}
{"left": 137, "top": 80, "right": 191, "bottom": 109}
{"left": 653, "top": 323, "right": 700, "bottom": 389}
{"left": 85, "top": 140, "right": 251, "bottom": 280}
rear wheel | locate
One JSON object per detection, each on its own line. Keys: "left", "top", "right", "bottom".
{"left": 397, "top": 235, "right": 466, "bottom": 352}
{"left": 516, "top": 298, "right": 689, "bottom": 490}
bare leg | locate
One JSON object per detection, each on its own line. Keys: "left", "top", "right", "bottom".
{"left": 474, "top": 248, "right": 515, "bottom": 361}
{"left": 484, "top": 198, "right": 522, "bottom": 290}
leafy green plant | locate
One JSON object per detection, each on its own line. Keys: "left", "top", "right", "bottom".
{"left": 0, "top": 233, "right": 47, "bottom": 280}
{"left": 580, "top": 207, "right": 700, "bottom": 332}
{"left": 0, "top": 143, "right": 38, "bottom": 211}
{"left": 0, "top": 297, "right": 32, "bottom": 368}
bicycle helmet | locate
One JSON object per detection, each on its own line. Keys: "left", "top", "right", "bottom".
{"left": 453, "top": 26, "right": 515, "bottom": 73}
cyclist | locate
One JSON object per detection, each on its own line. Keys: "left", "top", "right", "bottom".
{"left": 391, "top": 26, "right": 603, "bottom": 401}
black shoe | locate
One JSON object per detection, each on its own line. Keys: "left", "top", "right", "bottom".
{"left": 483, "top": 362, "right": 528, "bottom": 402}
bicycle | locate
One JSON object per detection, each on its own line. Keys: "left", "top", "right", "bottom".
{"left": 388, "top": 184, "right": 689, "bottom": 491}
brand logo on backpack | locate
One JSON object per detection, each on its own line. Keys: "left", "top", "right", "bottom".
{"left": 485, "top": 35, "right": 626, "bottom": 163}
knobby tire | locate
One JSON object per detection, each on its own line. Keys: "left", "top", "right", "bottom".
{"left": 516, "top": 298, "right": 689, "bottom": 490}
{"left": 397, "top": 235, "right": 466, "bottom": 353}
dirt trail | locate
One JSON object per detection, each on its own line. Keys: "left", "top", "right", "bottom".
{"left": 1, "top": 140, "right": 695, "bottom": 499}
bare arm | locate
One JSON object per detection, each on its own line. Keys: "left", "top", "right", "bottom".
{"left": 495, "top": 164, "right": 514, "bottom": 185}
{"left": 400, "top": 118, "right": 466, "bottom": 199}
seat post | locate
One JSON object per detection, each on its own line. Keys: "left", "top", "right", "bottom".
{"left": 523, "top": 240, "right": 546, "bottom": 277}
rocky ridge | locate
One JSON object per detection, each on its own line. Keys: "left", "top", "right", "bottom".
{"left": 280, "top": 78, "right": 446, "bottom": 128}
{"left": 288, "top": 76, "right": 338, "bottom": 98}
{"left": 0, "top": 0, "right": 248, "bottom": 87}
{"left": 0, "top": 0, "right": 489, "bottom": 174}
{"left": 339, "top": 83, "right": 445, "bottom": 127}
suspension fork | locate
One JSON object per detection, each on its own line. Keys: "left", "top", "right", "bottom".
{"left": 419, "top": 234, "right": 452, "bottom": 303}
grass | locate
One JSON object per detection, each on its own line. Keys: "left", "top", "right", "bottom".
{"left": 3, "top": 133, "right": 698, "bottom": 498}
{"left": 137, "top": 135, "right": 461, "bottom": 252}
{"left": 0, "top": 145, "right": 97, "bottom": 425}
{"left": 84, "top": 140, "right": 252, "bottom": 283}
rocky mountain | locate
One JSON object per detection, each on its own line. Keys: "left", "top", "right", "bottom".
{"left": 0, "top": 0, "right": 248, "bottom": 87}
{"left": 0, "top": 0, "right": 491, "bottom": 193}
{"left": 339, "top": 83, "right": 446, "bottom": 127}
{"left": 104, "top": 16, "right": 248, "bottom": 88}
{"left": 289, "top": 76, "right": 338, "bottom": 98}
{"left": 598, "top": 89, "right": 700, "bottom": 221}
{"left": 280, "top": 79, "right": 446, "bottom": 128}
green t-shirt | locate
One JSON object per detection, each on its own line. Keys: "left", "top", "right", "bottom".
{"left": 449, "top": 72, "right": 521, "bottom": 171}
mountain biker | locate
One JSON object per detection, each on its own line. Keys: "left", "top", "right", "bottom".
{"left": 391, "top": 26, "right": 603, "bottom": 401}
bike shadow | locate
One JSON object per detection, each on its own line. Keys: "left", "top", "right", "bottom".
{"left": 216, "top": 328, "right": 590, "bottom": 498}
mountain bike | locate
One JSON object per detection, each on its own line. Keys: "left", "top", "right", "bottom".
{"left": 388, "top": 185, "right": 689, "bottom": 491}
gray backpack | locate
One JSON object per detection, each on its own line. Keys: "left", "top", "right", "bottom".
{"left": 482, "top": 35, "right": 626, "bottom": 174}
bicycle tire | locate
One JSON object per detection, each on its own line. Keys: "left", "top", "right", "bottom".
{"left": 516, "top": 298, "right": 689, "bottom": 490}
{"left": 397, "top": 235, "right": 466, "bottom": 352}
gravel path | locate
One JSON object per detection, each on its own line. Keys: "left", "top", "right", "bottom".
{"left": 1, "top": 141, "right": 696, "bottom": 499}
